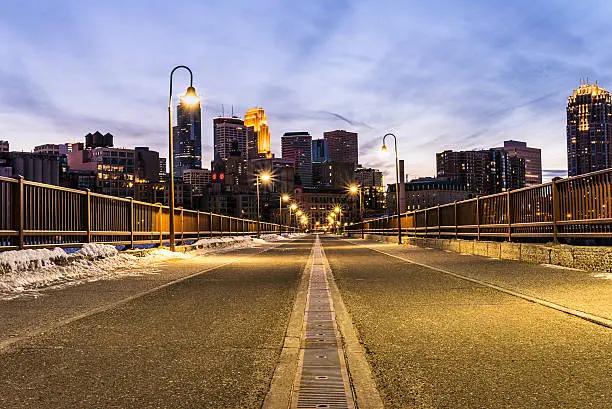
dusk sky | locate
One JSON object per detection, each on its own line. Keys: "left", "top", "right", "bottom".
{"left": 2, "top": 0, "right": 612, "bottom": 182}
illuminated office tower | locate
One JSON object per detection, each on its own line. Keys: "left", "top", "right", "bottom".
{"left": 282, "top": 132, "right": 313, "bottom": 187}
{"left": 497, "top": 140, "right": 542, "bottom": 186}
{"left": 244, "top": 107, "right": 271, "bottom": 159}
{"left": 323, "top": 130, "right": 358, "bottom": 165}
{"left": 213, "top": 117, "right": 248, "bottom": 160}
{"left": 173, "top": 95, "right": 202, "bottom": 178}
{"left": 567, "top": 82, "right": 612, "bottom": 176}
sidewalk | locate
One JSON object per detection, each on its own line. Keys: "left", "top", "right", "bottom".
{"left": 345, "top": 238, "right": 612, "bottom": 322}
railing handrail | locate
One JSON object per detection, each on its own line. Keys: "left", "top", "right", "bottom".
{"left": 0, "top": 175, "right": 299, "bottom": 250}
{"left": 354, "top": 167, "right": 611, "bottom": 226}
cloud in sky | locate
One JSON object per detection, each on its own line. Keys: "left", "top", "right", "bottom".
{"left": 1, "top": 0, "right": 612, "bottom": 182}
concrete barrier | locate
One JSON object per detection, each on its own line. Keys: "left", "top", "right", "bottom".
{"left": 473, "top": 241, "right": 488, "bottom": 257}
{"left": 487, "top": 242, "right": 501, "bottom": 259}
{"left": 500, "top": 242, "right": 521, "bottom": 261}
{"left": 346, "top": 232, "right": 612, "bottom": 275}
{"left": 520, "top": 244, "right": 551, "bottom": 264}
{"left": 549, "top": 246, "right": 574, "bottom": 268}
{"left": 572, "top": 246, "right": 612, "bottom": 273}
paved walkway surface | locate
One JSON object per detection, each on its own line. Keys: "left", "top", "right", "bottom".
{"left": 322, "top": 236, "right": 611, "bottom": 408}
{"left": 0, "top": 239, "right": 312, "bottom": 408}
{"left": 1, "top": 235, "right": 611, "bottom": 408}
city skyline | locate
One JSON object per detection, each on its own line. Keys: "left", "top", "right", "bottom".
{"left": 2, "top": 1, "right": 612, "bottom": 182}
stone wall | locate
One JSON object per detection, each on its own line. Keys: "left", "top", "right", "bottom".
{"left": 351, "top": 233, "right": 612, "bottom": 275}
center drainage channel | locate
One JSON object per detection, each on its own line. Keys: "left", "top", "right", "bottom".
{"left": 294, "top": 235, "right": 354, "bottom": 409}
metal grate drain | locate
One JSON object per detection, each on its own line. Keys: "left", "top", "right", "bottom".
{"left": 295, "top": 236, "right": 353, "bottom": 409}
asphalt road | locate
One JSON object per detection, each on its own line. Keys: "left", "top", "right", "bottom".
{"left": 2, "top": 235, "right": 611, "bottom": 408}
{"left": 322, "top": 236, "right": 612, "bottom": 409}
{"left": 0, "top": 237, "right": 314, "bottom": 408}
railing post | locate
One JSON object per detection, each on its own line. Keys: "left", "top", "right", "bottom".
{"left": 552, "top": 180, "right": 560, "bottom": 244}
{"left": 229, "top": 217, "right": 233, "bottom": 236}
{"left": 86, "top": 189, "right": 91, "bottom": 244}
{"left": 476, "top": 197, "right": 481, "bottom": 241}
{"left": 128, "top": 197, "right": 134, "bottom": 249}
{"left": 220, "top": 216, "right": 224, "bottom": 236}
{"left": 13, "top": 176, "right": 25, "bottom": 249}
{"left": 506, "top": 191, "right": 512, "bottom": 242}
{"left": 209, "top": 212, "right": 213, "bottom": 237}
{"left": 454, "top": 201, "right": 458, "bottom": 240}
{"left": 424, "top": 209, "right": 428, "bottom": 238}
{"left": 158, "top": 203, "right": 163, "bottom": 247}
{"left": 437, "top": 205, "right": 441, "bottom": 239}
{"left": 196, "top": 210, "right": 200, "bottom": 240}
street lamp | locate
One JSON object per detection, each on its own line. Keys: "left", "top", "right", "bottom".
{"left": 289, "top": 203, "right": 298, "bottom": 231}
{"left": 334, "top": 206, "right": 342, "bottom": 234}
{"left": 256, "top": 171, "right": 271, "bottom": 238}
{"left": 280, "top": 194, "right": 290, "bottom": 233}
{"left": 168, "top": 65, "right": 200, "bottom": 251}
{"left": 382, "top": 133, "right": 402, "bottom": 244}
{"left": 348, "top": 184, "right": 364, "bottom": 222}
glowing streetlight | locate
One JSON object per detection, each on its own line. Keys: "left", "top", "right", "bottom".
{"left": 168, "top": 65, "right": 200, "bottom": 251}
{"left": 279, "top": 194, "right": 290, "bottom": 233}
{"left": 289, "top": 203, "right": 298, "bottom": 230}
{"left": 349, "top": 184, "right": 365, "bottom": 238}
{"left": 382, "top": 133, "right": 402, "bottom": 244}
{"left": 256, "top": 171, "right": 272, "bottom": 238}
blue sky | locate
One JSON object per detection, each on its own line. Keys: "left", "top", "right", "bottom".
{"left": 2, "top": 0, "right": 612, "bottom": 182}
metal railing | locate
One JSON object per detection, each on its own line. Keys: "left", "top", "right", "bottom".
{"left": 0, "top": 176, "right": 297, "bottom": 250}
{"left": 347, "top": 168, "right": 612, "bottom": 243}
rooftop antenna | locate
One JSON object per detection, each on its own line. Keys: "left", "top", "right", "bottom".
{"left": 222, "top": 104, "right": 225, "bottom": 117}
{"left": 231, "top": 105, "right": 234, "bottom": 117}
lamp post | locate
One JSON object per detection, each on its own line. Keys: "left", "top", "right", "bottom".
{"left": 168, "top": 65, "right": 200, "bottom": 251}
{"left": 296, "top": 210, "right": 303, "bottom": 231}
{"left": 382, "top": 133, "right": 402, "bottom": 244}
{"left": 256, "top": 171, "right": 271, "bottom": 238}
{"left": 289, "top": 203, "right": 298, "bottom": 231}
{"left": 349, "top": 185, "right": 364, "bottom": 221}
{"left": 334, "top": 206, "right": 341, "bottom": 234}
{"left": 280, "top": 194, "right": 290, "bottom": 234}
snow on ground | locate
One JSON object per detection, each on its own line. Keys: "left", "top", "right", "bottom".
{"left": 594, "top": 273, "right": 612, "bottom": 280}
{"left": 0, "top": 234, "right": 304, "bottom": 300}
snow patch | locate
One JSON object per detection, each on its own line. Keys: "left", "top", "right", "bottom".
{"left": 0, "top": 247, "right": 68, "bottom": 274}
{"left": 0, "top": 234, "right": 306, "bottom": 300}
{"left": 594, "top": 273, "right": 612, "bottom": 280}
{"left": 74, "top": 243, "right": 118, "bottom": 259}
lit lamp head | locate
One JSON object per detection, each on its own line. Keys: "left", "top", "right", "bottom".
{"left": 296, "top": 210, "right": 303, "bottom": 217}
{"left": 260, "top": 172, "right": 271, "bottom": 183}
{"left": 290, "top": 203, "right": 298, "bottom": 211}
{"left": 334, "top": 206, "right": 341, "bottom": 214}
{"left": 180, "top": 86, "right": 200, "bottom": 105}
{"left": 349, "top": 185, "right": 358, "bottom": 194}
{"left": 282, "top": 194, "right": 290, "bottom": 202}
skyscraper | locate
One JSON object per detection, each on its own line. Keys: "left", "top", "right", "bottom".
{"left": 497, "top": 140, "right": 542, "bottom": 186}
{"left": 312, "top": 138, "right": 330, "bottom": 163}
{"left": 355, "top": 167, "right": 384, "bottom": 187}
{"left": 135, "top": 147, "right": 160, "bottom": 184}
{"left": 282, "top": 132, "right": 313, "bottom": 187}
{"left": 436, "top": 149, "right": 525, "bottom": 196}
{"left": 213, "top": 117, "right": 248, "bottom": 160}
{"left": 567, "top": 83, "right": 612, "bottom": 176}
{"left": 244, "top": 107, "right": 271, "bottom": 159}
{"left": 173, "top": 96, "right": 202, "bottom": 178}
{"left": 323, "top": 130, "right": 358, "bottom": 165}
